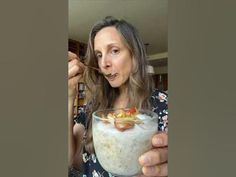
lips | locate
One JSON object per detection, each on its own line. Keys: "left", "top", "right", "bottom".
{"left": 105, "top": 73, "right": 118, "bottom": 81}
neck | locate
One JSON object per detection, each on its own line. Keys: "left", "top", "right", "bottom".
{"left": 119, "top": 84, "right": 128, "bottom": 98}
{"left": 113, "top": 85, "right": 129, "bottom": 109}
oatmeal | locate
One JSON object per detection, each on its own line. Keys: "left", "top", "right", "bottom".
{"left": 92, "top": 109, "right": 158, "bottom": 176}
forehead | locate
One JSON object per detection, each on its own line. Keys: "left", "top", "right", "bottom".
{"left": 94, "top": 26, "right": 124, "bottom": 48}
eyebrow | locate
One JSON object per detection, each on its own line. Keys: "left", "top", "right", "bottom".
{"left": 94, "top": 42, "right": 120, "bottom": 52}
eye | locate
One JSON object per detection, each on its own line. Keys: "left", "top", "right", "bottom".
{"left": 95, "top": 52, "right": 102, "bottom": 59}
{"left": 111, "top": 48, "right": 119, "bottom": 55}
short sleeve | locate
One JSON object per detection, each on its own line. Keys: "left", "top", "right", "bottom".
{"left": 150, "top": 89, "right": 168, "bottom": 132}
{"left": 73, "top": 110, "right": 87, "bottom": 127}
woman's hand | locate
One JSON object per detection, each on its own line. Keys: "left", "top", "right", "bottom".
{"left": 68, "top": 51, "right": 85, "bottom": 166}
{"left": 138, "top": 132, "right": 168, "bottom": 177}
{"left": 68, "top": 51, "right": 85, "bottom": 101}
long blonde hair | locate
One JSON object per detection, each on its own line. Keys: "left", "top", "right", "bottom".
{"left": 83, "top": 16, "right": 154, "bottom": 153}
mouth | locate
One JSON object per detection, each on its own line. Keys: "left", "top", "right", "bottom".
{"left": 104, "top": 73, "right": 118, "bottom": 81}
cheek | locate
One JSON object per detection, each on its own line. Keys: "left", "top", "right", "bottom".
{"left": 97, "top": 61, "right": 101, "bottom": 68}
{"left": 97, "top": 59, "right": 104, "bottom": 70}
{"left": 126, "top": 57, "right": 133, "bottom": 73}
{"left": 121, "top": 60, "right": 132, "bottom": 77}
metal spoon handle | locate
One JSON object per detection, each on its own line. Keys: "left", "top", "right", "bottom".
{"left": 84, "top": 63, "right": 101, "bottom": 72}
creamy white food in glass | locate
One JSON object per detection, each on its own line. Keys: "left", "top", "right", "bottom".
{"left": 92, "top": 108, "right": 158, "bottom": 176}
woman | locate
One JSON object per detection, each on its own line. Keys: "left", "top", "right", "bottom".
{"left": 68, "top": 16, "right": 168, "bottom": 177}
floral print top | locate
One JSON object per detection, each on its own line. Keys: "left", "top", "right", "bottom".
{"left": 70, "top": 89, "right": 168, "bottom": 177}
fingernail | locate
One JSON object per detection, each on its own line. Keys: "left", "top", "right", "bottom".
{"left": 140, "top": 155, "right": 150, "bottom": 165}
{"left": 153, "top": 137, "right": 163, "bottom": 146}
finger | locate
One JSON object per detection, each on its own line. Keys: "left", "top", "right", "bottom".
{"left": 68, "top": 61, "right": 85, "bottom": 79}
{"left": 68, "top": 58, "right": 84, "bottom": 71}
{"left": 152, "top": 132, "right": 168, "bottom": 147}
{"left": 68, "top": 64, "right": 80, "bottom": 79}
{"left": 68, "top": 51, "right": 80, "bottom": 61}
{"left": 142, "top": 163, "right": 168, "bottom": 177}
{"left": 68, "top": 75, "right": 81, "bottom": 88}
{"left": 68, "top": 58, "right": 78, "bottom": 70}
{"left": 139, "top": 147, "right": 168, "bottom": 166}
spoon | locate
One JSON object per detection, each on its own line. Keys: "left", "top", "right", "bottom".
{"left": 75, "top": 56, "right": 101, "bottom": 73}
{"left": 83, "top": 63, "right": 110, "bottom": 77}
{"left": 84, "top": 63, "right": 100, "bottom": 72}
{"left": 83, "top": 63, "right": 103, "bottom": 74}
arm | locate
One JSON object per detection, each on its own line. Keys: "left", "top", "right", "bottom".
{"left": 68, "top": 99, "right": 85, "bottom": 168}
{"left": 68, "top": 98, "right": 76, "bottom": 166}
{"left": 68, "top": 51, "right": 85, "bottom": 168}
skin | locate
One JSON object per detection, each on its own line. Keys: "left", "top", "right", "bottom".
{"left": 94, "top": 27, "right": 133, "bottom": 108}
{"left": 68, "top": 51, "right": 85, "bottom": 167}
{"left": 94, "top": 27, "right": 133, "bottom": 89}
{"left": 68, "top": 27, "right": 168, "bottom": 176}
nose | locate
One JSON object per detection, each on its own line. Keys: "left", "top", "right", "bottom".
{"left": 99, "top": 54, "right": 111, "bottom": 69}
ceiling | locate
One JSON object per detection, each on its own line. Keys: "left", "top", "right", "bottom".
{"left": 68, "top": 0, "right": 168, "bottom": 67}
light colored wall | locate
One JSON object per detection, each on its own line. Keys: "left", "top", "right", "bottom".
{"left": 154, "top": 66, "right": 168, "bottom": 74}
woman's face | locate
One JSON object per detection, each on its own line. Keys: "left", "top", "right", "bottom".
{"left": 94, "top": 26, "right": 133, "bottom": 88}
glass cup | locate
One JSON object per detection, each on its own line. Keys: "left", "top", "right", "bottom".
{"left": 92, "top": 108, "right": 158, "bottom": 177}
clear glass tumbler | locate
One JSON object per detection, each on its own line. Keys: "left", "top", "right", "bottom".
{"left": 92, "top": 108, "right": 158, "bottom": 177}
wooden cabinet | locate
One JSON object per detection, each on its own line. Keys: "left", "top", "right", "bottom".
{"left": 72, "top": 82, "right": 86, "bottom": 117}
{"left": 68, "top": 38, "right": 87, "bottom": 60}
{"left": 78, "top": 82, "right": 87, "bottom": 111}
{"left": 153, "top": 74, "right": 168, "bottom": 92}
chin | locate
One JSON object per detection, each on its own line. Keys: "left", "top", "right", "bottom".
{"left": 107, "top": 79, "right": 124, "bottom": 88}
{"left": 109, "top": 82, "right": 122, "bottom": 88}
{"left": 106, "top": 77, "right": 127, "bottom": 88}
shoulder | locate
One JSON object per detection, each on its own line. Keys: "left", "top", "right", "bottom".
{"left": 150, "top": 89, "right": 168, "bottom": 105}
{"left": 149, "top": 89, "right": 168, "bottom": 115}
{"left": 150, "top": 89, "right": 168, "bottom": 131}
{"left": 74, "top": 107, "right": 87, "bottom": 127}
